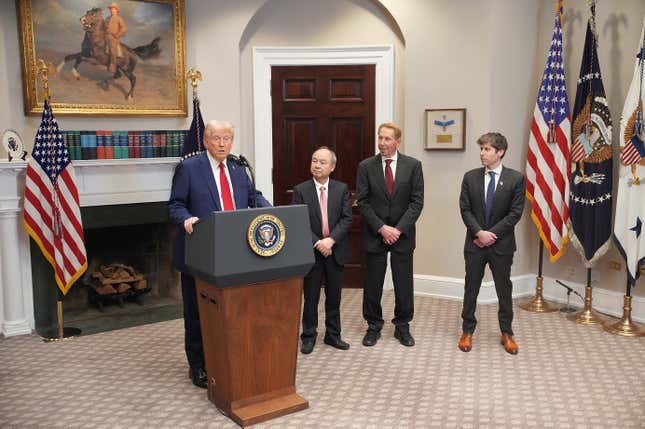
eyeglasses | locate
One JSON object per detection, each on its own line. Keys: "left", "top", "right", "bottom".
{"left": 207, "top": 135, "right": 233, "bottom": 143}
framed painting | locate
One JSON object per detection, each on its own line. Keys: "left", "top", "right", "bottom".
{"left": 425, "top": 108, "right": 466, "bottom": 150}
{"left": 17, "top": 0, "right": 186, "bottom": 116}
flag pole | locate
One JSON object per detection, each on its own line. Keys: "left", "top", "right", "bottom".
{"left": 183, "top": 68, "right": 204, "bottom": 159}
{"left": 566, "top": 268, "right": 606, "bottom": 324}
{"left": 603, "top": 275, "right": 645, "bottom": 337}
{"left": 519, "top": 241, "right": 559, "bottom": 312}
{"left": 34, "top": 59, "right": 82, "bottom": 342}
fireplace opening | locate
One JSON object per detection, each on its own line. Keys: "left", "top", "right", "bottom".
{"left": 31, "top": 202, "right": 182, "bottom": 335}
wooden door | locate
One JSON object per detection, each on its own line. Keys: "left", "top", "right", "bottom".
{"left": 271, "top": 65, "right": 375, "bottom": 288}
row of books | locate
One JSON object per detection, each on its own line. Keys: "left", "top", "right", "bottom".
{"left": 62, "top": 130, "right": 189, "bottom": 160}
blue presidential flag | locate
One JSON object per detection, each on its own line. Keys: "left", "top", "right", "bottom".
{"left": 182, "top": 96, "right": 205, "bottom": 159}
{"left": 568, "top": 5, "right": 612, "bottom": 268}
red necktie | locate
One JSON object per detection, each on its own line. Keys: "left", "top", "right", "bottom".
{"left": 384, "top": 159, "right": 394, "bottom": 195}
{"left": 219, "top": 163, "right": 234, "bottom": 211}
{"left": 320, "top": 186, "right": 330, "bottom": 237}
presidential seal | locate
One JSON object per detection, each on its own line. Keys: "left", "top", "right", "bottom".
{"left": 247, "top": 214, "right": 286, "bottom": 257}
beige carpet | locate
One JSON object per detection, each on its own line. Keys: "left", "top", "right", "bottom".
{"left": 1, "top": 289, "right": 644, "bottom": 428}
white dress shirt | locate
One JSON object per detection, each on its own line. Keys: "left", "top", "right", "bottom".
{"left": 484, "top": 164, "right": 503, "bottom": 200}
{"left": 381, "top": 151, "right": 398, "bottom": 178}
{"left": 313, "top": 177, "right": 330, "bottom": 206}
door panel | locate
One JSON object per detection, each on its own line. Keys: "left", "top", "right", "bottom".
{"left": 272, "top": 65, "right": 375, "bottom": 288}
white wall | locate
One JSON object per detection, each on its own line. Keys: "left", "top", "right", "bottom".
{"left": 238, "top": 0, "right": 405, "bottom": 162}
{"left": 383, "top": 0, "right": 540, "bottom": 279}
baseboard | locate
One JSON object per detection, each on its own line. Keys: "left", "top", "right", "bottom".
{"left": 413, "top": 273, "right": 645, "bottom": 323}
{"left": 413, "top": 273, "right": 535, "bottom": 304}
{"left": 2, "top": 319, "right": 32, "bottom": 337}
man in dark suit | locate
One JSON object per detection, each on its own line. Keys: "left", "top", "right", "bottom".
{"left": 292, "top": 147, "right": 352, "bottom": 354}
{"left": 356, "top": 123, "right": 424, "bottom": 347}
{"left": 168, "top": 120, "right": 270, "bottom": 387}
{"left": 458, "top": 132, "right": 525, "bottom": 355}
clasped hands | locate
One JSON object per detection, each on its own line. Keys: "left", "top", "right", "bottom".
{"left": 379, "top": 225, "right": 401, "bottom": 245}
{"left": 315, "top": 237, "right": 335, "bottom": 257}
{"left": 474, "top": 230, "right": 497, "bottom": 248}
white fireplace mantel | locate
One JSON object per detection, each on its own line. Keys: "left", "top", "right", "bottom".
{"left": 0, "top": 158, "right": 180, "bottom": 337}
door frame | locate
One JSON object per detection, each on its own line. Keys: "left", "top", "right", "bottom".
{"left": 252, "top": 45, "right": 395, "bottom": 203}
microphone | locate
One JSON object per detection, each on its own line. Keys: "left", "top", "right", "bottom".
{"left": 227, "top": 154, "right": 241, "bottom": 164}
{"left": 555, "top": 280, "right": 584, "bottom": 313}
{"left": 238, "top": 154, "right": 250, "bottom": 167}
{"left": 231, "top": 154, "right": 257, "bottom": 208}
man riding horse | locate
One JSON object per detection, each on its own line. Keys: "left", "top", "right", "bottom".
{"left": 106, "top": 3, "right": 127, "bottom": 75}
{"left": 57, "top": 6, "right": 160, "bottom": 100}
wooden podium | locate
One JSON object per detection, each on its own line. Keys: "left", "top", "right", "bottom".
{"left": 185, "top": 206, "right": 314, "bottom": 427}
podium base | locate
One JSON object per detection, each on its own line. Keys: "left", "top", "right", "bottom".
{"left": 230, "top": 391, "right": 309, "bottom": 427}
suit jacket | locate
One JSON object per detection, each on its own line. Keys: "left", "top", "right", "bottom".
{"left": 168, "top": 153, "right": 271, "bottom": 272}
{"left": 291, "top": 179, "right": 352, "bottom": 266}
{"left": 459, "top": 166, "right": 525, "bottom": 255}
{"left": 356, "top": 152, "right": 424, "bottom": 253}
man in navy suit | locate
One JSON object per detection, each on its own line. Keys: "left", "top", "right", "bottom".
{"left": 356, "top": 123, "right": 424, "bottom": 348}
{"left": 458, "top": 132, "right": 525, "bottom": 355}
{"left": 168, "top": 120, "right": 270, "bottom": 387}
{"left": 292, "top": 147, "right": 352, "bottom": 354}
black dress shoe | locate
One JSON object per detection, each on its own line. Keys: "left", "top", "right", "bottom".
{"left": 394, "top": 327, "right": 415, "bottom": 347}
{"left": 189, "top": 367, "right": 207, "bottom": 388}
{"left": 362, "top": 330, "right": 381, "bottom": 346}
{"left": 301, "top": 339, "right": 315, "bottom": 354}
{"left": 324, "top": 335, "right": 350, "bottom": 350}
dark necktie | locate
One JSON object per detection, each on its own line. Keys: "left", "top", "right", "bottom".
{"left": 219, "top": 163, "right": 234, "bottom": 211}
{"left": 485, "top": 171, "right": 496, "bottom": 226}
{"left": 384, "top": 159, "right": 394, "bottom": 195}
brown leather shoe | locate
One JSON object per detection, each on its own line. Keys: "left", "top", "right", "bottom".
{"left": 458, "top": 333, "right": 472, "bottom": 352}
{"left": 500, "top": 333, "right": 518, "bottom": 355}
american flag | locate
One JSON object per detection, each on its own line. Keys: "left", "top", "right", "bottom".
{"left": 622, "top": 127, "right": 645, "bottom": 165}
{"left": 23, "top": 100, "right": 87, "bottom": 295}
{"left": 525, "top": 0, "right": 571, "bottom": 262}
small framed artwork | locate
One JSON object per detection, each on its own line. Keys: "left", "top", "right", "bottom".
{"left": 425, "top": 108, "right": 466, "bottom": 150}
{"left": 2, "top": 129, "right": 27, "bottom": 161}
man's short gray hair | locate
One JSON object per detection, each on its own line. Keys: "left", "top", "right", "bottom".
{"left": 314, "top": 146, "right": 337, "bottom": 165}
{"left": 204, "top": 120, "right": 234, "bottom": 136}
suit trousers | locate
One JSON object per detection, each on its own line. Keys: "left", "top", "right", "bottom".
{"left": 180, "top": 273, "right": 204, "bottom": 370}
{"left": 462, "top": 248, "right": 514, "bottom": 335}
{"left": 363, "top": 250, "right": 414, "bottom": 331}
{"left": 301, "top": 253, "right": 343, "bottom": 340}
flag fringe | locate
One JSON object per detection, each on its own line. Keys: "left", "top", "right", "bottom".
{"left": 526, "top": 191, "right": 569, "bottom": 262}
{"left": 23, "top": 219, "right": 87, "bottom": 295}
{"left": 566, "top": 220, "right": 612, "bottom": 269}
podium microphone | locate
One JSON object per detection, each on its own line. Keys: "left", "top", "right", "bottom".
{"left": 555, "top": 279, "right": 584, "bottom": 313}
{"left": 237, "top": 154, "right": 256, "bottom": 208}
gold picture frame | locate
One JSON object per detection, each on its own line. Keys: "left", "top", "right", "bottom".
{"left": 425, "top": 108, "right": 466, "bottom": 150}
{"left": 17, "top": 0, "right": 186, "bottom": 116}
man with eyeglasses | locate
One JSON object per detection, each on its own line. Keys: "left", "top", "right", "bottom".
{"left": 169, "top": 120, "right": 270, "bottom": 388}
